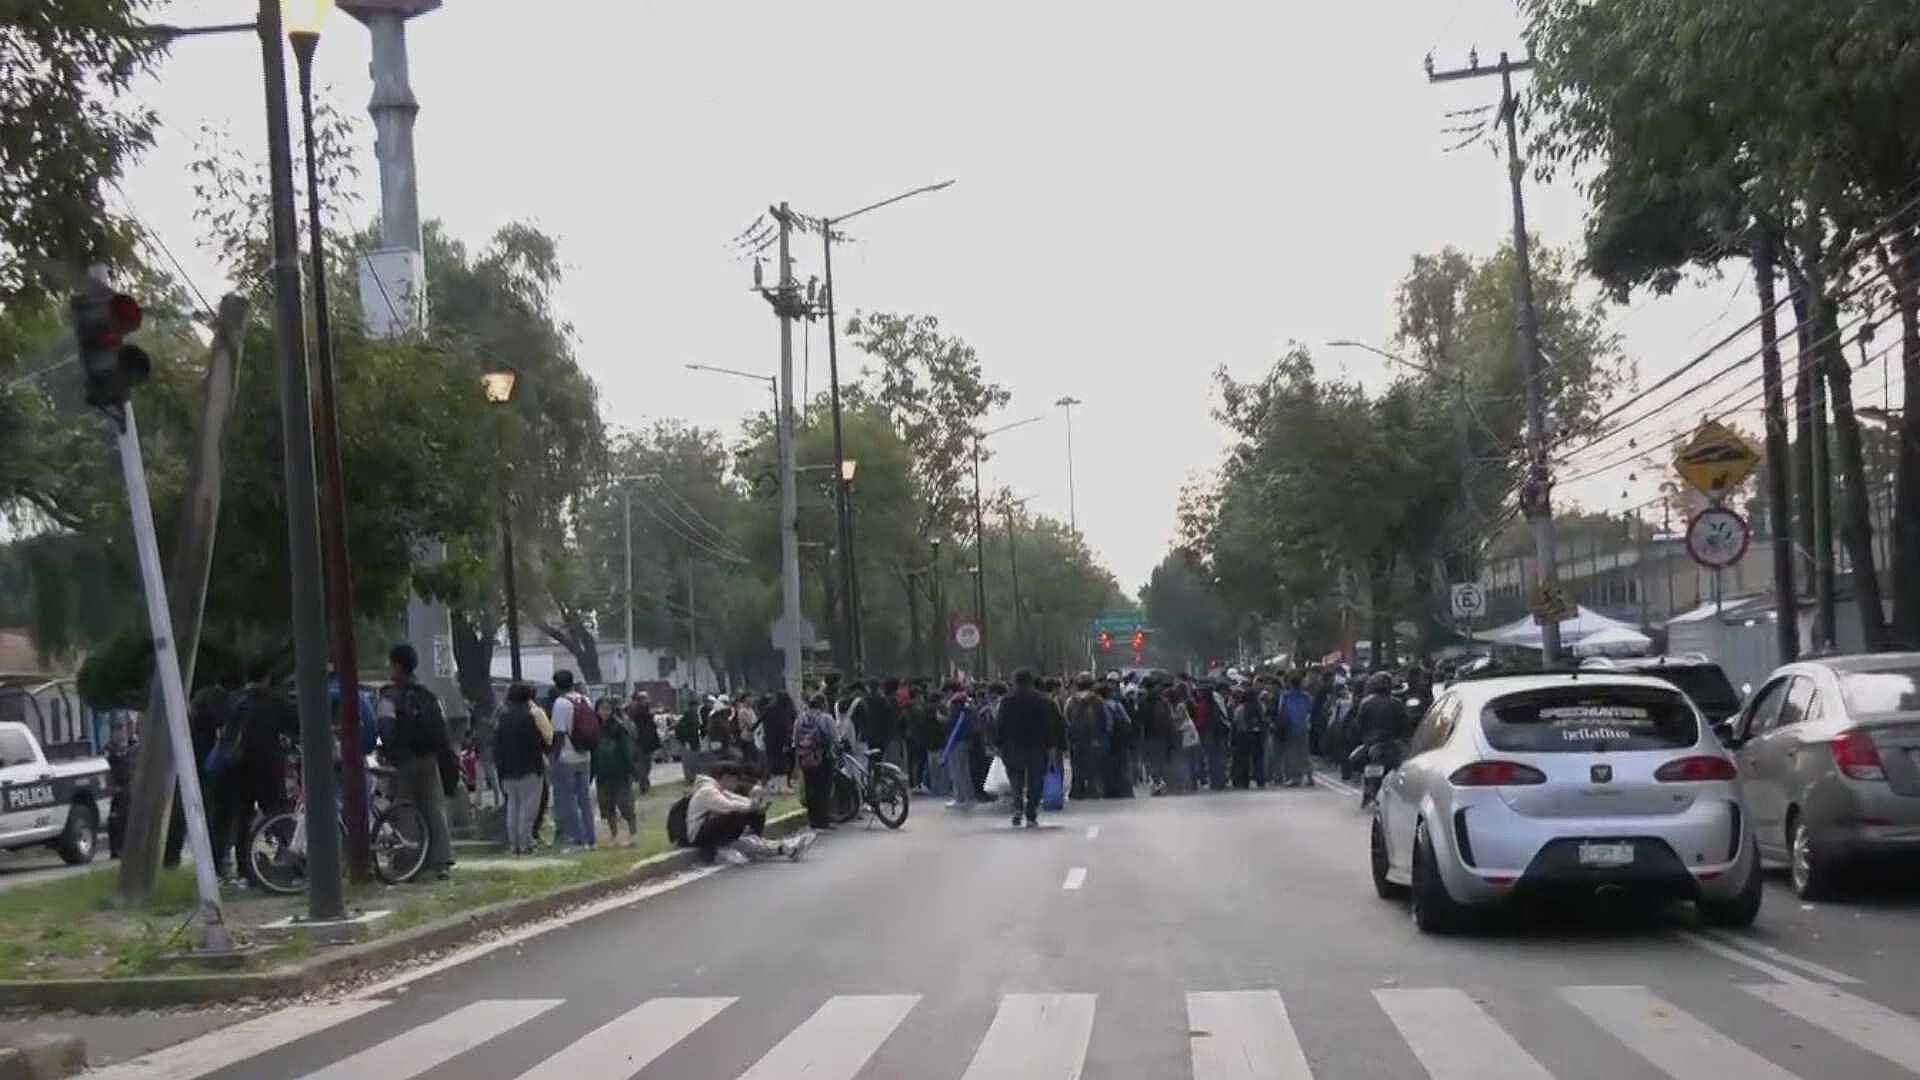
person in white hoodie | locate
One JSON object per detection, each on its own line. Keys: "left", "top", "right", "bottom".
{"left": 687, "top": 762, "right": 815, "bottom": 864}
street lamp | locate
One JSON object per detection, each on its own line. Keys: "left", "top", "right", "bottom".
{"left": 484, "top": 365, "right": 522, "bottom": 681}
{"left": 971, "top": 415, "right": 1044, "bottom": 676}
{"left": 684, "top": 362, "right": 802, "bottom": 701}
{"left": 814, "top": 180, "right": 955, "bottom": 677}
{"left": 281, "top": 0, "right": 372, "bottom": 887}
{"left": 1055, "top": 396, "right": 1082, "bottom": 533}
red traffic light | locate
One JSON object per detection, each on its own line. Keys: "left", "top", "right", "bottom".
{"left": 1131, "top": 631, "right": 1146, "bottom": 651}
{"left": 1099, "top": 631, "right": 1113, "bottom": 651}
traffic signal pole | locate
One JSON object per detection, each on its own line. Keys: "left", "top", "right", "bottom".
{"left": 1430, "top": 50, "right": 1563, "bottom": 663}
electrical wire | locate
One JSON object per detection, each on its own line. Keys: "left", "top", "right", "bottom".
{"left": 631, "top": 495, "right": 748, "bottom": 565}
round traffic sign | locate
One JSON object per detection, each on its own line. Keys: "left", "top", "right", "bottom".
{"left": 1685, "top": 506, "right": 1751, "bottom": 569}
{"left": 954, "top": 621, "right": 982, "bottom": 650}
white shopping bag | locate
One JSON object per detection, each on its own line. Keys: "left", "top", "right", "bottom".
{"left": 984, "top": 754, "right": 1012, "bottom": 796}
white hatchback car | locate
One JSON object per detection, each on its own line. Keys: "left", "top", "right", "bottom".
{"left": 1370, "top": 673, "right": 1762, "bottom": 932}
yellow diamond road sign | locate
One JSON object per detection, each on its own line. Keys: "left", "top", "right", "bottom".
{"left": 1674, "top": 420, "right": 1760, "bottom": 498}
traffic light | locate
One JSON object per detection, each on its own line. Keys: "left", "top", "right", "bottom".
{"left": 1131, "top": 630, "right": 1146, "bottom": 653}
{"left": 1099, "top": 630, "right": 1113, "bottom": 652}
{"left": 71, "top": 285, "right": 150, "bottom": 409}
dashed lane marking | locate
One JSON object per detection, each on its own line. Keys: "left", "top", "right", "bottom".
{"left": 1063, "top": 866, "right": 1087, "bottom": 890}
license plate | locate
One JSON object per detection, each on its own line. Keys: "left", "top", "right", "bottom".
{"left": 1362, "top": 764, "right": 1386, "bottom": 778}
{"left": 1578, "top": 842, "right": 1635, "bottom": 867}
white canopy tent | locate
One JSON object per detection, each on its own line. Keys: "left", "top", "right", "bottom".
{"left": 1572, "top": 624, "right": 1655, "bottom": 657}
{"left": 1475, "top": 605, "right": 1649, "bottom": 653}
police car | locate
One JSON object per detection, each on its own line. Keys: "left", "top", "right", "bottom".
{"left": 0, "top": 722, "right": 112, "bottom": 864}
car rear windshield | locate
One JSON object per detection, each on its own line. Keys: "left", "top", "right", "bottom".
{"left": 1641, "top": 665, "right": 1741, "bottom": 716}
{"left": 1839, "top": 664, "right": 1920, "bottom": 715}
{"left": 1481, "top": 686, "right": 1700, "bottom": 752}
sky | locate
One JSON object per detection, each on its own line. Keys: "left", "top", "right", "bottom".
{"left": 125, "top": 0, "right": 1759, "bottom": 594}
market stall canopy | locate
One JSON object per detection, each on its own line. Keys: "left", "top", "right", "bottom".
{"left": 1475, "top": 605, "right": 1647, "bottom": 651}
{"left": 1571, "top": 624, "right": 1654, "bottom": 657}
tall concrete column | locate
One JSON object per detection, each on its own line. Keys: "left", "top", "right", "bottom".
{"left": 340, "top": 2, "right": 462, "bottom": 737}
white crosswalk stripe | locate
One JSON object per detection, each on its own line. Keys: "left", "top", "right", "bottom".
{"left": 961, "top": 992, "right": 1098, "bottom": 1079}
{"left": 83, "top": 979, "right": 1920, "bottom": 1080}
{"left": 1375, "top": 987, "right": 1554, "bottom": 1080}
{"left": 735, "top": 994, "right": 919, "bottom": 1080}
{"left": 513, "top": 997, "right": 734, "bottom": 1080}
{"left": 1188, "top": 990, "right": 1313, "bottom": 1080}
{"left": 296, "top": 999, "right": 562, "bottom": 1080}
{"left": 83, "top": 1001, "right": 388, "bottom": 1080}
{"left": 1744, "top": 982, "right": 1920, "bottom": 1074}
{"left": 1562, "top": 985, "right": 1803, "bottom": 1080}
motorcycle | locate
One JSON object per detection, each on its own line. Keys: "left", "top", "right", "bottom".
{"left": 831, "top": 743, "right": 911, "bottom": 829}
{"left": 1348, "top": 738, "right": 1404, "bottom": 809}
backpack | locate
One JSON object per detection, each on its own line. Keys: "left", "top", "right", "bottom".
{"left": 793, "top": 711, "right": 825, "bottom": 769}
{"left": 1067, "top": 693, "right": 1104, "bottom": 745}
{"left": 665, "top": 794, "right": 691, "bottom": 847}
{"left": 564, "top": 693, "right": 601, "bottom": 753}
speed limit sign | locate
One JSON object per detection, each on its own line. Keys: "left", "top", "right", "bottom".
{"left": 954, "top": 620, "right": 982, "bottom": 651}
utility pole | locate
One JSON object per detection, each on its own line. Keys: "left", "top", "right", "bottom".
{"left": 1429, "top": 49, "right": 1563, "bottom": 663}
{"left": 258, "top": 0, "right": 342, "bottom": 921}
{"left": 687, "top": 560, "right": 698, "bottom": 694}
{"left": 1753, "top": 231, "right": 1799, "bottom": 661}
{"left": 820, "top": 230, "right": 860, "bottom": 677}
{"left": 747, "top": 209, "right": 810, "bottom": 703}
{"left": 1056, "top": 396, "right": 1082, "bottom": 533}
{"left": 1005, "top": 496, "right": 1026, "bottom": 662}
{"left": 972, "top": 441, "right": 989, "bottom": 679}
{"left": 623, "top": 486, "right": 634, "bottom": 698}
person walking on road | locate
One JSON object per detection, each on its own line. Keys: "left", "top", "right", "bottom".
{"left": 1276, "top": 673, "right": 1315, "bottom": 786}
{"left": 592, "top": 696, "right": 641, "bottom": 845}
{"left": 997, "top": 669, "right": 1061, "bottom": 828}
{"left": 494, "top": 683, "right": 548, "bottom": 856}
{"left": 1065, "top": 674, "right": 1105, "bottom": 800}
{"left": 379, "top": 644, "right": 458, "bottom": 879}
{"left": 547, "top": 670, "right": 597, "bottom": 851}
{"left": 1100, "top": 678, "right": 1136, "bottom": 798}
{"left": 940, "top": 684, "right": 979, "bottom": 809}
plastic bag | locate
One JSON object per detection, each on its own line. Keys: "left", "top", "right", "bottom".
{"left": 1042, "top": 765, "right": 1065, "bottom": 811}
{"left": 985, "top": 754, "right": 1012, "bottom": 796}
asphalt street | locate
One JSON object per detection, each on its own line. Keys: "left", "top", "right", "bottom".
{"left": 72, "top": 772, "right": 1920, "bottom": 1079}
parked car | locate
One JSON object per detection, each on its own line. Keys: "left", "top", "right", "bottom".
{"left": 1582, "top": 655, "right": 1745, "bottom": 729}
{"left": 0, "top": 721, "right": 112, "bottom": 864}
{"left": 1371, "top": 673, "right": 1760, "bottom": 932}
{"left": 1722, "top": 652, "right": 1920, "bottom": 899}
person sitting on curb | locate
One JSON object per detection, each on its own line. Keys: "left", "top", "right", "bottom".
{"left": 686, "top": 762, "right": 816, "bottom": 865}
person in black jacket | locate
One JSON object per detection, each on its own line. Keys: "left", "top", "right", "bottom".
{"left": 1353, "top": 671, "right": 1411, "bottom": 745}
{"left": 996, "top": 669, "right": 1062, "bottom": 828}
{"left": 760, "top": 690, "right": 795, "bottom": 794}
{"left": 494, "top": 683, "right": 548, "bottom": 856}
{"left": 627, "top": 691, "right": 661, "bottom": 794}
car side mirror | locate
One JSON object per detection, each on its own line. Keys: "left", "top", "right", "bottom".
{"left": 1712, "top": 720, "right": 1739, "bottom": 746}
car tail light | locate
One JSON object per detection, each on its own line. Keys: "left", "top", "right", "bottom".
{"left": 1653, "top": 756, "right": 1738, "bottom": 782}
{"left": 1831, "top": 730, "right": 1886, "bottom": 781}
{"left": 1449, "top": 761, "right": 1547, "bottom": 786}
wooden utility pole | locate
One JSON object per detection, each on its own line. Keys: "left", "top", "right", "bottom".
{"left": 1753, "top": 231, "right": 1799, "bottom": 661}
{"left": 1430, "top": 50, "right": 1564, "bottom": 663}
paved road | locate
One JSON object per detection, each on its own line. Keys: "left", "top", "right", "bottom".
{"left": 75, "top": 772, "right": 1920, "bottom": 1078}
{"left": 0, "top": 843, "right": 100, "bottom": 894}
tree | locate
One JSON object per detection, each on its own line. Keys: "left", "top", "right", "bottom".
{"left": 1141, "top": 550, "right": 1234, "bottom": 671}
{"left": 0, "top": 0, "right": 164, "bottom": 303}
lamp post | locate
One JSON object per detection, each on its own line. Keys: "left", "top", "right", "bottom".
{"left": 1055, "top": 396, "right": 1082, "bottom": 533}
{"left": 285, "top": 0, "right": 372, "bottom": 885}
{"left": 971, "top": 415, "right": 1044, "bottom": 677}
{"left": 813, "top": 180, "right": 955, "bottom": 677}
{"left": 686, "top": 362, "right": 802, "bottom": 702}
{"left": 483, "top": 368, "right": 522, "bottom": 681}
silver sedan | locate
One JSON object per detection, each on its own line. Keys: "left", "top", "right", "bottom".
{"left": 1371, "top": 673, "right": 1761, "bottom": 933}
{"left": 1723, "top": 652, "right": 1920, "bottom": 899}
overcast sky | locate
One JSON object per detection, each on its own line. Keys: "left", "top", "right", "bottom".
{"left": 128, "top": 0, "right": 1760, "bottom": 594}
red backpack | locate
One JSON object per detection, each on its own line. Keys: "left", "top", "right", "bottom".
{"left": 565, "top": 693, "right": 602, "bottom": 753}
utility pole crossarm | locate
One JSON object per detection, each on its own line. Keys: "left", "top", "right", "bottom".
{"left": 1426, "top": 56, "right": 1534, "bottom": 83}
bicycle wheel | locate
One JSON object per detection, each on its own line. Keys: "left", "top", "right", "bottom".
{"left": 872, "top": 774, "right": 910, "bottom": 830}
{"left": 372, "top": 802, "right": 430, "bottom": 884}
{"left": 246, "top": 811, "right": 307, "bottom": 895}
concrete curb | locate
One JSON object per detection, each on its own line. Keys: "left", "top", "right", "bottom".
{"left": 0, "top": 810, "right": 807, "bottom": 1013}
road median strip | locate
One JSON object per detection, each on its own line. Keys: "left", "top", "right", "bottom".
{"left": 0, "top": 802, "right": 803, "bottom": 1013}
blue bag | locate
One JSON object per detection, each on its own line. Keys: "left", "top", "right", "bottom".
{"left": 1042, "top": 765, "right": 1065, "bottom": 811}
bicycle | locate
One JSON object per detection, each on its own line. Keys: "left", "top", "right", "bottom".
{"left": 830, "top": 744, "right": 910, "bottom": 829}
{"left": 245, "top": 760, "right": 431, "bottom": 893}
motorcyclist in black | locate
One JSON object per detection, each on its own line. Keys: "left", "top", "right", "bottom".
{"left": 1351, "top": 672, "right": 1410, "bottom": 807}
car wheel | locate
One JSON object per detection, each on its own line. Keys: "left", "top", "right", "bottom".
{"left": 1371, "top": 817, "right": 1408, "bottom": 900}
{"left": 56, "top": 801, "right": 98, "bottom": 865}
{"left": 1410, "top": 820, "right": 1467, "bottom": 934}
{"left": 1698, "top": 840, "right": 1764, "bottom": 927}
{"left": 1787, "top": 812, "right": 1838, "bottom": 901}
